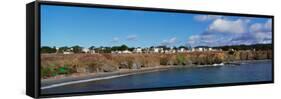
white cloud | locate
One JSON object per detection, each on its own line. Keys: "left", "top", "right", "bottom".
{"left": 161, "top": 37, "right": 178, "bottom": 46}
{"left": 250, "top": 23, "right": 263, "bottom": 32}
{"left": 112, "top": 37, "right": 119, "bottom": 42}
{"left": 254, "top": 32, "right": 272, "bottom": 43}
{"left": 194, "top": 15, "right": 222, "bottom": 21}
{"left": 186, "top": 18, "right": 272, "bottom": 47}
{"left": 208, "top": 18, "right": 248, "bottom": 34}
{"left": 126, "top": 35, "right": 137, "bottom": 41}
{"left": 248, "top": 19, "right": 272, "bottom": 44}
{"left": 250, "top": 19, "right": 272, "bottom": 32}
{"left": 187, "top": 34, "right": 231, "bottom": 47}
{"left": 187, "top": 35, "right": 200, "bottom": 45}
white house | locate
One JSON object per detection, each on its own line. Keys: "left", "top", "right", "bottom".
{"left": 177, "top": 48, "right": 185, "bottom": 53}
{"left": 151, "top": 48, "right": 164, "bottom": 53}
{"left": 62, "top": 48, "right": 74, "bottom": 54}
{"left": 63, "top": 51, "right": 73, "bottom": 54}
{"left": 191, "top": 47, "right": 204, "bottom": 52}
{"left": 192, "top": 47, "right": 215, "bottom": 52}
{"left": 122, "top": 50, "right": 132, "bottom": 54}
{"left": 198, "top": 48, "right": 203, "bottom": 51}
{"left": 153, "top": 48, "right": 159, "bottom": 53}
{"left": 82, "top": 48, "right": 90, "bottom": 53}
{"left": 133, "top": 48, "right": 142, "bottom": 53}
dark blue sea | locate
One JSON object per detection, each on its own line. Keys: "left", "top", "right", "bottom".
{"left": 42, "top": 60, "right": 272, "bottom": 95}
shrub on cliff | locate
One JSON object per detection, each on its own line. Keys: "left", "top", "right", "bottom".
{"left": 41, "top": 64, "right": 75, "bottom": 78}
{"left": 176, "top": 54, "right": 187, "bottom": 65}
{"left": 41, "top": 66, "right": 55, "bottom": 78}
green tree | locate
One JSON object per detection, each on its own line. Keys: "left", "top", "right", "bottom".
{"left": 104, "top": 47, "right": 112, "bottom": 53}
{"left": 128, "top": 47, "right": 135, "bottom": 51}
{"left": 111, "top": 46, "right": 118, "bottom": 51}
{"left": 119, "top": 44, "right": 128, "bottom": 51}
{"left": 71, "top": 45, "right": 83, "bottom": 53}
{"left": 41, "top": 46, "right": 56, "bottom": 53}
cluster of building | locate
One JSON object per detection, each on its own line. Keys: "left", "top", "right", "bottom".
{"left": 59, "top": 47, "right": 219, "bottom": 54}
{"left": 56, "top": 48, "right": 95, "bottom": 54}
{"left": 111, "top": 47, "right": 186, "bottom": 54}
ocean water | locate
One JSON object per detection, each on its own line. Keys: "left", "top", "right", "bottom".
{"left": 42, "top": 60, "right": 272, "bottom": 95}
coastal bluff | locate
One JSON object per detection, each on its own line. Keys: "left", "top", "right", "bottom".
{"left": 41, "top": 50, "right": 272, "bottom": 79}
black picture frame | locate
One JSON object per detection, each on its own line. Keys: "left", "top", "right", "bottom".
{"left": 26, "top": 0, "right": 274, "bottom": 98}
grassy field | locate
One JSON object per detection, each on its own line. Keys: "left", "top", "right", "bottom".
{"left": 41, "top": 50, "right": 272, "bottom": 79}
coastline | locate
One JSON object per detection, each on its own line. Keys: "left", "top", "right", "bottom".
{"left": 41, "top": 59, "right": 271, "bottom": 90}
{"left": 41, "top": 65, "right": 180, "bottom": 89}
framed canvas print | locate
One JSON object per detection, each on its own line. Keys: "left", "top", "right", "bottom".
{"left": 26, "top": 0, "right": 274, "bottom": 98}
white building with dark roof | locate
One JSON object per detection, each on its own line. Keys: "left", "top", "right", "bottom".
{"left": 133, "top": 48, "right": 142, "bottom": 53}
{"left": 82, "top": 48, "right": 90, "bottom": 53}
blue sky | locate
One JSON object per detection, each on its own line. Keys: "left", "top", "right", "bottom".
{"left": 41, "top": 5, "right": 272, "bottom": 48}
